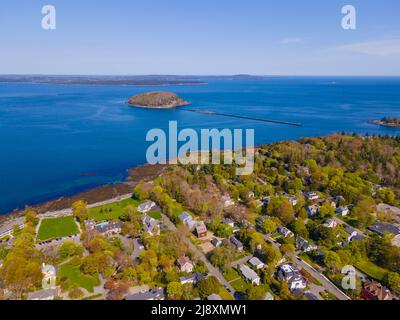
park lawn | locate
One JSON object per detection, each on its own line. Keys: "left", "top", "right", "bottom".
{"left": 37, "top": 216, "right": 79, "bottom": 241}
{"left": 148, "top": 211, "right": 162, "bottom": 220}
{"left": 89, "top": 198, "right": 140, "bottom": 221}
{"left": 58, "top": 263, "right": 100, "bottom": 293}
{"left": 355, "top": 259, "right": 387, "bottom": 282}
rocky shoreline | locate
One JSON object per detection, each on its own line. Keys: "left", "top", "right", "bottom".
{"left": 0, "top": 163, "right": 166, "bottom": 223}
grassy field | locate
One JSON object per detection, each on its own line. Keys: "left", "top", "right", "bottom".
{"left": 59, "top": 263, "right": 100, "bottom": 293}
{"left": 218, "top": 287, "right": 234, "bottom": 300}
{"left": 148, "top": 211, "right": 162, "bottom": 220}
{"left": 355, "top": 259, "right": 387, "bottom": 281}
{"left": 88, "top": 198, "right": 140, "bottom": 221}
{"left": 37, "top": 216, "right": 79, "bottom": 241}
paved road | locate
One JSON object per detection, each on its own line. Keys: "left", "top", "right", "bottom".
{"left": 229, "top": 256, "right": 252, "bottom": 268}
{"left": 162, "top": 214, "right": 236, "bottom": 299}
{"left": 264, "top": 235, "right": 351, "bottom": 301}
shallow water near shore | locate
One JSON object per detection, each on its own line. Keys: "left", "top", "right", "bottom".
{"left": 1, "top": 77, "right": 400, "bottom": 214}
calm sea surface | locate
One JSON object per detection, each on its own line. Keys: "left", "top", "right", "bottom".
{"left": 1, "top": 77, "right": 400, "bottom": 214}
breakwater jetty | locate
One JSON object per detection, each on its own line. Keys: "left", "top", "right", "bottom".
{"left": 182, "top": 109, "right": 302, "bottom": 127}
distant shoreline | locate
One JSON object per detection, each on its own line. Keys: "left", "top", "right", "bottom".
{"left": 368, "top": 120, "right": 400, "bottom": 128}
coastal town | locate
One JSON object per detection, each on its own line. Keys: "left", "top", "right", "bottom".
{"left": 0, "top": 133, "right": 399, "bottom": 301}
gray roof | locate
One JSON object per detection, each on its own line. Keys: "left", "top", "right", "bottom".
{"left": 239, "top": 264, "right": 259, "bottom": 282}
{"left": 96, "top": 221, "right": 123, "bottom": 233}
{"left": 125, "top": 287, "right": 165, "bottom": 300}
{"left": 368, "top": 221, "right": 400, "bottom": 236}
{"left": 207, "top": 294, "right": 222, "bottom": 300}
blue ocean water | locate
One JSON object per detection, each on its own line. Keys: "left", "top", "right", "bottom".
{"left": 1, "top": 77, "right": 400, "bottom": 214}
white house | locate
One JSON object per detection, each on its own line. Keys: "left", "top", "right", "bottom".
{"left": 305, "top": 192, "right": 319, "bottom": 201}
{"left": 248, "top": 257, "right": 265, "bottom": 270}
{"left": 306, "top": 205, "right": 319, "bottom": 217}
{"left": 221, "top": 195, "right": 235, "bottom": 208}
{"left": 179, "top": 212, "right": 193, "bottom": 224}
{"left": 177, "top": 256, "right": 194, "bottom": 273}
{"left": 239, "top": 264, "right": 260, "bottom": 285}
{"left": 288, "top": 196, "right": 298, "bottom": 207}
{"left": 278, "top": 226, "right": 294, "bottom": 238}
{"left": 277, "top": 264, "right": 307, "bottom": 290}
{"left": 323, "top": 219, "right": 338, "bottom": 229}
{"left": 336, "top": 206, "right": 350, "bottom": 216}
{"left": 138, "top": 201, "right": 156, "bottom": 214}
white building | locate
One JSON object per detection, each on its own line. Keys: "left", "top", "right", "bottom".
{"left": 277, "top": 264, "right": 307, "bottom": 290}
{"left": 239, "top": 264, "right": 260, "bottom": 286}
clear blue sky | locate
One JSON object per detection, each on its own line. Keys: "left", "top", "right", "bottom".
{"left": 0, "top": 0, "right": 399, "bottom": 75}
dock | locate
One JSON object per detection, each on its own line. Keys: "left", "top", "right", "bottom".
{"left": 181, "top": 109, "right": 302, "bottom": 127}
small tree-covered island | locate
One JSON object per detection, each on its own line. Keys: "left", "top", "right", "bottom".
{"left": 1, "top": 133, "right": 400, "bottom": 301}
{"left": 127, "top": 91, "right": 191, "bottom": 109}
{"left": 369, "top": 117, "right": 400, "bottom": 128}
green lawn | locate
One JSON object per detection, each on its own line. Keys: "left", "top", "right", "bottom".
{"left": 223, "top": 268, "right": 241, "bottom": 282}
{"left": 88, "top": 198, "right": 140, "bottom": 221}
{"left": 58, "top": 263, "right": 100, "bottom": 293}
{"left": 355, "top": 259, "right": 387, "bottom": 281}
{"left": 148, "top": 211, "right": 162, "bottom": 220}
{"left": 37, "top": 216, "right": 79, "bottom": 241}
{"left": 218, "top": 287, "right": 234, "bottom": 300}
{"left": 223, "top": 268, "right": 249, "bottom": 293}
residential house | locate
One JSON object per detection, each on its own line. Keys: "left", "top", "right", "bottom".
{"left": 195, "top": 222, "right": 208, "bottom": 238}
{"left": 96, "top": 221, "right": 123, "bottom": 236}
{"left": 361, "top": 281, "right": 394, "bottom": 300}
{"left": 222, "top": 218, "right": 235, "bottom": 228}
{"left": 344, "top": 226, "right": 364, "bottom": 243}
{"left": 377, "top": 203, "right": 400, "bottom": 224}
{"left": 296, "top": 236, "right": 317, "bottom": 252}
{"left": 27, "top": 288, "right": 59, "bottom": 301}
{"left": 278, "top": 226, "right": 294, "bottom": 238}
{"left": 277, "top": 264, "right": 307, "bottom": 290}
{"left": 143, "top": 215, "right": 160, "bottom": 236}
{"left": 323, "top": 219, "right": 338, "bottom": 229}
{"left": 137, "top": 201, "right": 156, "bottom": 214}
{"left": 247, "top": 192, "right": 255, "bottom": 199}
{"left": 180, "top": 273, "right": 207, "bottom": 285}
{"left": 306, "top": 205, "right": 319, "bottom": 218}
{"left": 336, "top": 206, "right": 350, "bottom": 216}
{"left": 264, "top": 292, "right": 274, "bottom": 300}
{"left": 211, "top": 238, "right": 222, "bottom": 247}
{"left": 221, "top": 195, "right": 235, "bottom": 208}
{"left": 305, "top": 192, "right": 319, "bottom": 201}
{"left": 239, "top": 264, "right": 260, "bottom": 285}
{"left": 262, "top": 196, "right": 271, "bottom": 206}
{"left": 177, "top": 256, "right": 194, "bottom": 273}
{"left": 248, "top": 257, "right": 265, "bottom": 270}
{"left": 125, "top": 287, "right": 165, "bottom": 300}
{"left": 84, "top": 219, "right": 97, "bottom": 231}
{"left": 179, "top": 212, "right": 193, "bottom": 224}
{"left": 288, "top": 196, "right": 298, "bottom": 207}
{"left": 229, "top": 236, "right": 244, "bottom": 251}
{"left": 368, "top": 221, "right": 400, "bottom": 247}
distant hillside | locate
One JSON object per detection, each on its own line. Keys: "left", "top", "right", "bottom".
{"left": 127, "top": 91, "right": 190, "bottom": 109}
